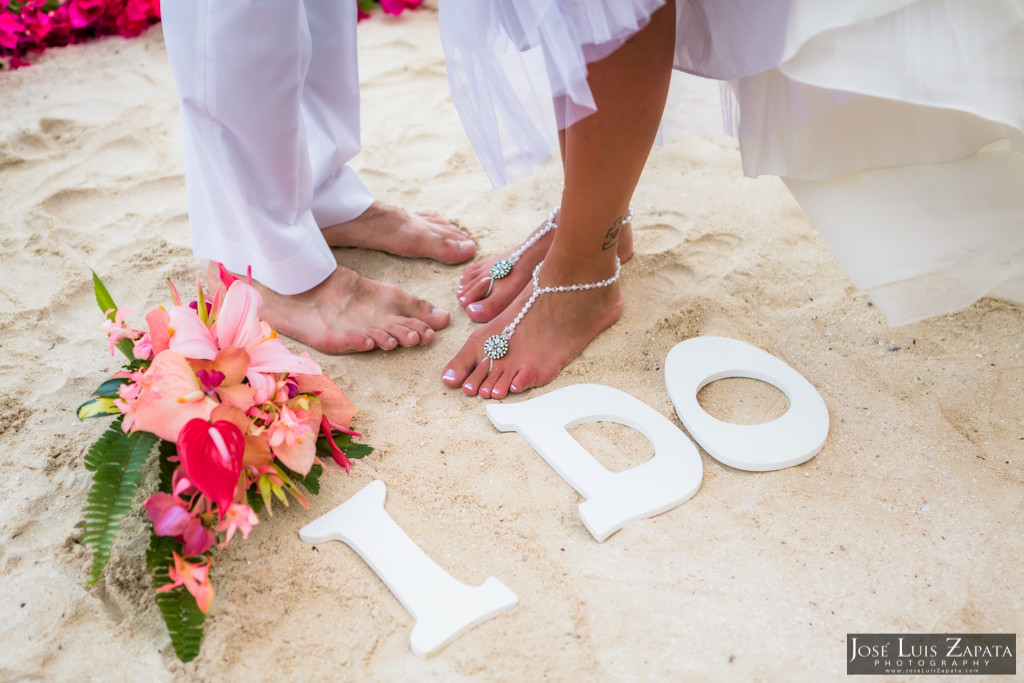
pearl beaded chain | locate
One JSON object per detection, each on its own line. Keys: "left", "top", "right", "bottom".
{"left": 483, "top": 256, "right": 622, "bottom": 362}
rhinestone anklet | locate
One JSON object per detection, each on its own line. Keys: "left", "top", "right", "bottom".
{"left": 483, "top": 256, "right": 622, "bottom": 365}
{"left": 484, "top": 206, "right": 634, "bottom": 297}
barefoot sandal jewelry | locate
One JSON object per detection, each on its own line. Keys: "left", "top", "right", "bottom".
{"left": 485, "top": 207, "right": 560, "bottom": 297}
{"left": 483, "top": 206, "right": 634, "bottom": 298}
{"left": 483, "top": 256, "right": 622, "bottom": 371}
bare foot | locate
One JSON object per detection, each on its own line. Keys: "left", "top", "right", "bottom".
{"left": 207, "top": 262, "right": 450, "bottom": 354}
{"left": 321, "top": 202, "right": 476, "bottom": 264}
{"left": 457, "top": 210, "right": 633, "bottom": 323}
{"left": 442, "top": 259, "right": 624, "bottom": 398}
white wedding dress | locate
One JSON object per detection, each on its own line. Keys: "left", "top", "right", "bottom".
{"left": 439, "top": 0, "right": 1024, "bottom": 325}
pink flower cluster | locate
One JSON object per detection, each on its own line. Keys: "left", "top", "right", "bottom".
{"left": 1, "top": 0, "right": 159, "bottom": 70}
{"left": 358, "top": 0, "right": 422, "bottom": 22}
{"left": 104, "top": 268, "right": 360, "bottom": 612}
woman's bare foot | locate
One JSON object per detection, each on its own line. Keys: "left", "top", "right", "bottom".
{"left": 321, "top": 202, "right": 476, "bottom": 264}
{"left": 207, "top": 262, "right": 450, "bottom": 354}
{"left": 441, "top": 258, "right": 624, "bottom": 398}
{"left": 457, "top": 211, "right": 633, "bottom": 323}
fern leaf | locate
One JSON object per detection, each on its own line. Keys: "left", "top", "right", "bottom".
{"left": 149, "top": 533, "right": 205, "bottom": 662}
{"left": 83, "top": 418, "right": 125, "bottom": 472}
{"left": 82, "top": 430, "right": 159, "bottom": 582}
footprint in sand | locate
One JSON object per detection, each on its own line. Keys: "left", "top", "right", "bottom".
{"left": 81, "top": 136, "right": 156, "bottom": 179}
{"left": 634, "top": 221, "right": 689, "bottom": 255}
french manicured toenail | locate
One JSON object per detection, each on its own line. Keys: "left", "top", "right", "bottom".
{"left": 467, "top": 304, "right": 483, "bottom": 314}
{"left": 442, "top": 369, "right": 457, "bottom": 381}
{"left": 510, "top": 384, "right": 518, "bottom": 391}
{"left": 463, "top": 383, "right": 474, "bottom": 391}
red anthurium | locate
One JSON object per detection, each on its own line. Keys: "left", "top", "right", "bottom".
{"left": 177, "top": 418, "right": 245, "bottom": 517}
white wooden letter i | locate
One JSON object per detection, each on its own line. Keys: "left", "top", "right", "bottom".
{"left": 298, "top": 480, "right": 518, "bottom": 658}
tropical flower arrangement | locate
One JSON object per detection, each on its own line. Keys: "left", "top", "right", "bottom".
{"left": 78, "top": 266, "right": 371, "bottom": 661}
{"left": 0, "top": 0, "right": 160, "bottom": 69}
{"left": 2, "top": 0, "right": 421, "bottom": 69}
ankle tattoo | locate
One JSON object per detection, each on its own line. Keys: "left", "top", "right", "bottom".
{"left": 601, "top": 208, "right": 635, "bottom": 251}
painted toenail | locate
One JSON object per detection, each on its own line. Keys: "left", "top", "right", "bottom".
{"left": 463, "top": 383, "right": 474, "bottom": 391}
{"left": 467, "top": 304, "right": 483, "bottom": 314}
{"left": 442, "top": 369, "right": 457, "bottom": 381}
{"left": 510, "top": 384, "right": 518, "bottom": 391}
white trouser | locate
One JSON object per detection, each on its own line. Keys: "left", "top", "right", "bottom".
{"left": 161, "top": 0, "right": 374, "bottom": 295}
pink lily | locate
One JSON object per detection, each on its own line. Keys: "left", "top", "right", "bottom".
{"left": 131, "top": 351, "right": 217, "bottom": 441}
{"left": 215, "top": 503, "right": 259, "bottom": 545}
{"left": 295, "top": 373, "right": 358, "bottom": 429}
{"left": 267, "top": 398, "right": 321, "bottom": 476}
{"left": 177, "top": 418, "right": 245, "bottom": 517}
{"left": 157, "top": 552, "right": 215, "bottom": 613}
{"left": 101, "top": 308, "right": 139, "bottom": 356}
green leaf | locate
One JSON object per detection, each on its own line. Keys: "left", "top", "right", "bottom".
{"left": 149, "top": 532, "right": 205, "bottom": 662}
{"left": 157, "top": 439, "right": 178, "bottom": 493}
{"left": 82, "top": 430, "right": 159, "bottom": 583}
{"left": 91, "top": 270, "right": 118, "bottom": 321}
{"left": 357, "top": 0, "right": 375, "bottom": 12}
{"left": 298, "top": 463, "right": 323, "bottom": 496}
{"left": 77, "top": 396, "right": 122, "bottom": 420}
{"left": 91, "top": 377, "right": 130, "bottom": 398}
{"left": 84, "top": 418, "right": 126, "bottom": 472}
{"left": 342, "top": 443, "right": 373, "bottom": 460}
{"left": 91, "top": 271, "right": 137, "bottom": 362}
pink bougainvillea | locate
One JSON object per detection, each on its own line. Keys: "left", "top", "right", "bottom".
{"left": 3, "top": 0, "right": 420, "bottom": 69}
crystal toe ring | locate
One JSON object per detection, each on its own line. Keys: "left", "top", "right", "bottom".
{"left": 483, "top": 256, "right": 622, "bottom": 372}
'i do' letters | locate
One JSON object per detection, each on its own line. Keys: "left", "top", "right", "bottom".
{"left": 299, "top": 337, "right": 829, "bottom": 657}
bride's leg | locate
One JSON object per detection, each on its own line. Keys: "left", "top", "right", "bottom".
{"left": 456, "top": 132, "right": 634, "bottom": 323}
{"left": 442, "top": 0, "right": 676, "bottom": 397}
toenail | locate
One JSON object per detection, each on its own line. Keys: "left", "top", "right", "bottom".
{"left": 510, "top": 384, "right": 518, "bottom": 392}
{"left": 458, "top": 240, "right": 475, "bottom": 250}
{"left": 442, "top": 369, "right": 457, "bottom": 381}
{"left": 467, "top": 303, "right": 483, "bottom": 314}
{"left": 463, "top": 382, "right": 474, "bottom": 392}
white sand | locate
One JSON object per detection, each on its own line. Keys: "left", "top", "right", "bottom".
{"left": 1, "top": 9, "right": 1021, "bottom": 681}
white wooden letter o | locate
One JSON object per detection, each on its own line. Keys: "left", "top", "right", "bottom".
{"left": 664, "top": 336, "right": 829, "bottom": 471}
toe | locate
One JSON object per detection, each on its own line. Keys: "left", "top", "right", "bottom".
{"left": 442, "top": 338, "right": 479, "bottom": 387}
{"left": 509, "top": 368, "right": 536, "bottom": 393}
{"left": 466, "top": 295, "right": 503, "bottom": 323}
{"left": 423, "top": 306, "right": 450, "bottom": 330}
{"left": 489, "top": 370, "right": 514, "bottom": 399}
{"left": 386, "top": 324, "right": 420, "bottom": 347}
{"left": 402, "top": 317, "right": 434, "bottom": 346}
{"left": 460, "top": 262, "right": 488, "bottom": 285}
{"left": 458, "top": 278, "right": 492, "bottom": 308}
{"left": 461, "top": 361, "right": 490, "bottom": 397}
{"left": 367, "top": 328, "right": 399, "bottom": 350}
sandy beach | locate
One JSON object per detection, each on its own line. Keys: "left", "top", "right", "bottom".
{"left": 1, "top": 8, "right": 1022, "bottom": 681}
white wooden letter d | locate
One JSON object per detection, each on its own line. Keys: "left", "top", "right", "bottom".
{"left": 486, "top": 384, "right": 703, "bottom": 542}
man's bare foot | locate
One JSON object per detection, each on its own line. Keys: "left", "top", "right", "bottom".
{"left": 441, "top": 258, "right": 624, "bottom": 398}
{"left": 321, "top": 201, "right": 476, "bottom": 264}
{"left": 207, "top": 262, "right": 450, "bottom": 354}
{"left": 457, "top": 210, "right": 634, "bottom": 323}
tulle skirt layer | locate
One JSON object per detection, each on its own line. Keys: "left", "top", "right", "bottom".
{"left": 439, "top": 0, "right": 1024, "bottom": 325}
{"left": 438, "top": 0, "right": 790, "bottom": 187}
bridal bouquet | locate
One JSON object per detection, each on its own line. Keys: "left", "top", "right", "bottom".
{"left": 78, "top": 267, "right": 371, "bottom": 661}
